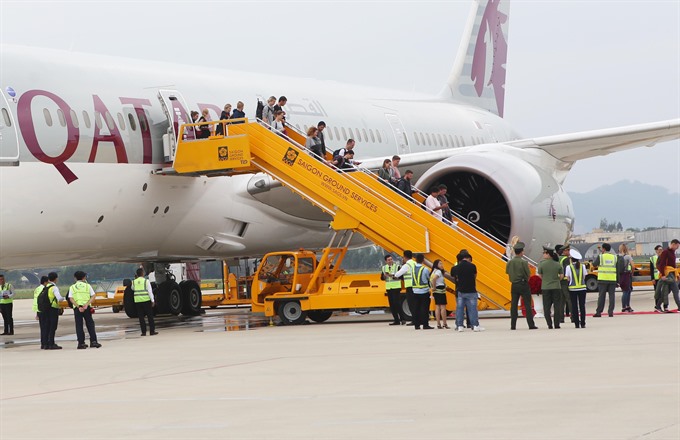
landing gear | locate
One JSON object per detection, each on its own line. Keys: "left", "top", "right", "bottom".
{"left": 123, "top": 278, "right": 138, "bottom": 318}
{"left": 307, "top": 310, "right": 333, "bottom": 323}
{"left": 179, "top": 280, "right": 202, "bottom": 315}
{"left": 278, "top": 300, "right": 307, "bottom": 325}
{"left": 155, "top": 280, "right": 182, "bottom": 315}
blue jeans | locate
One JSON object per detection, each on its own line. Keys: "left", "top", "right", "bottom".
{"left": 456, "top": 292, "right": 479, "bottom": 328}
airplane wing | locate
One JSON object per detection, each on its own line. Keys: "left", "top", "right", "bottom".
{"left": 507, "top": 119, "right": 680, "bottom": 162}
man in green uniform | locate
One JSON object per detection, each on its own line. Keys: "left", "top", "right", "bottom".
{"left": 0, "top": 274, "right": 15, "bottom": 335}
{"left": 537, "top": 246, "right": 564, "bottom": 329}
{"left": 555, "top": 244, "right": 572, "bottom": 323}
{"left": 68, "top": 271, "right": 102, "bottom": 349}
{"left": 505, "top": 242, "right": 538, "bottom": 330}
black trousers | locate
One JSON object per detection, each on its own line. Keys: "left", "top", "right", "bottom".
{"left": 412, "top": 293, "right": 431, "bottom": 328}
{"left": 38, "top": 312, "right": 49, "bottom": 347}
{"left": 386, "top": 288, "right": 404, "bottom": 322}
{"left": 0, "top": 303, "right": 14, "bottom": 334}
{"left": 74, "top": 306, "right": 98, "bottom": 344}
{"left": 136, "top": 301, "right": 155, "bottom": 334}
{"left": 46, "top": 307, "right": 60, "bottom": 345}
{"left": 405, "top": 287, "right": 415, "bottom": 322}
{"left": 569, "top": 290, "right": 587, "bottom": 327}
{"left": 542, "top": 289, "right": 563, "bottom": 328}
{"left": 510, "top": 281, "right": 535, "bottom": 329}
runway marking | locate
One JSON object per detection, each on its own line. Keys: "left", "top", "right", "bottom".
{"left": 0, "top": 356, "right": 284, "bottom": 401}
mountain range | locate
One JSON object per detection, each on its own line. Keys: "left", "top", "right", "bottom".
{"left": 568, "top": 180, "right": 680, "bottom": 234}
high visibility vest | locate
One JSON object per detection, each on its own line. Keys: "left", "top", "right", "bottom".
{"left": 597, "top": 253, "right": 617, "bottom": 282}
{"left": 568, "top": 263, "right": 586, "bottom": 291}
{"left": 403, "top": 260, "right": 416, "bottom": 288}
{"left": 47, "top": 284, "right": 60, "bottom": 309}
{"left": 382, "top": 264, "right": 401, "bottom": 290}
{"left": 70, "top": 281, "right": 91, "bottom": 306}
{"left": 133, "top": 277, "right": 150, "bottom": 303}
{"left": 32, "top": 285, "right": 44, "bottom": 312}
{"left": 413, "top": 265, "right": 429, "bottom": 289}
{"left": 0, "top": 283, "right": 13, "bottom": 304}
{"left": 650, "top": 255, "right": 660, "bottom": 280}
{"left": 559, "top": 255, "right": 568, "bottom": 266}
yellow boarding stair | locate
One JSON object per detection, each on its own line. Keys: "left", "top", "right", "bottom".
{"left": 169, "top": 119, "right": 514, "bottom": 310}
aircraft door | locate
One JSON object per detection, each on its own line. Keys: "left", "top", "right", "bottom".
{"left": 157, "top": 90, "right": 194, "bottom": 162}
{"left": 385, "top": 113, "right": 410, "bottom": 155}
{"left": 0, "top": 90, "right": 20, "bottom": 166}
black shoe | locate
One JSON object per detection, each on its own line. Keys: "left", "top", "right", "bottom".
{"left": 0, "top": 332, "right": 7, "bottom": 335}
{"left": 581, "top": 324, "right": 586, "bottom": 328}
{"left": 575, "top": 323, "right": 580, "bottom": 328}
{"left": 47, "top": 344, "right": 62, "bottom": 350}
{"left": 529, "top": 326, "right": 539, "bottom": 330}
{"left": 422, "top": 326, "right": 434, "bottom": 330}
{"left": 593, "top": 313, "right": 601, "bottom": 317}
{"left": 510, "top": 327, "right": 516, "bottom": 330}
{"left": 414, "top": 326, "right": 421, "bottom": 330}
{"left": 140, "top": 333, "right": 146, "bottom": 336}
{"left": 389, "top": 321, "right": 401, "bottom": 326}
{"left": 401, "top": 321, "right": 407, "bottom": 325}
{"left": 654, "top": 306, "right": 663, "bottom": 313}
{"left": 77, "top": 344, "right": 88, "bottom": 349}
{"left": 150, "top": 331, "right": 158, "bottom": 336}
{"left": 90, "top": 342, "right": 102, "bottom": 348}
{"left": 40, "top": 345, "right": 47, "bottom": 350}
{"left": 555, "top": 325, "right": 561, "bottom": 329}
{"left": 608, "top": 313, "right": 614, "bottom": 317}
{"left": 406, "top": 322, "right": 414, "bottom": 326}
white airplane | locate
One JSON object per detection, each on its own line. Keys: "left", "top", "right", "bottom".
{"left": 0, "top": 1, "right": 678, "bottom": 279}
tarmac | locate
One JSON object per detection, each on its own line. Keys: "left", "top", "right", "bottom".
{"left": 0, "top": 288, "right": 678, "bottom": 440}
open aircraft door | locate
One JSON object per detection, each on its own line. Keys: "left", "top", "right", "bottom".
{"left": 0, "top": 90, "right": 20, "bottom": 166}
{"left": 385, "top": 113, "right": 410, "bottom": 155}
{"left": 157, "top": 90, "right": 194, "bottom": 162}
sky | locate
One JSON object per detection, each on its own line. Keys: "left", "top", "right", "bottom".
{"left": 1, "top": 0, "right": 679, "bottom": 195}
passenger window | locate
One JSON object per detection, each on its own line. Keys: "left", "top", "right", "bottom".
{"left": 127, "top": 113, "right": 137, "bottom": 131}
{"left": 355, "top": 128, "right": 362, "bottom": 142}
{"left": 139, "top": 111, "right": 149, "bottom": 132}
{"left": 43, "top": 108, "right": 53, "bottom": 127}
{"left": 327, "top": 127, "right": 333, "bottom": 141}
{"left": 443, "top": 135, "right": 449, "bottom": 147}
{"left": 117, "top": 113, "right": 126, "bottom": 131}
{"left": 334, "top": 127, "right": 340, "bottom": 140}
{"left": 414, "top": 131, "right": 420, "bottom": 146}
{"left": 376, "top": 130, "right": 382, "bottom": 143}
{"left": 104, "top": 112, "right": 115, "bottom": 129}
{"left": 369, "top": 129, "right": 375, "bottom": 143}
{"left": 1, "top": 108, "right": 11, "bottom": 126}
{"left": 348, "top": 127, "right": 354, "bottom": 140}
{"left": 341, "top": 127, "right": 347, "bottom": 140}
{"left": 295, "top": 124, "right": 301, "bottom": 131}
{"left": 95, "top": 112, "right": 103, "bottom": 130}
{"left": 56, "top": 109, "right": 66, "bottom": 127}
{"left": 425, "top": 133, "right": 431, "bottom": 145}
{"left": 437, "top": 134, "right": 443, "bottom": 146}
{"left": 82, "top": 111, "right": 91, "bottom": 129}
{"left": 69, "top": 109, "right": 79, "bottom": 128}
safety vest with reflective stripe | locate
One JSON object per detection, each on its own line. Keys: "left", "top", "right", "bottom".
{"left": 70, "top": 281, "right": 91, "bottom": 307}
{"left": 32, "top": 285, "right": 44, "bottom": 312}
{"left": 597, "top": 253, "right": 618, "bottom": 282}
{"left": 0, "top": 283, "right": 13, "bottom": 304}
{"left": 403, "top": 260, "right": 416, "bottom": 288}
{"left": 382, "top": 264, "right": 401, "bottom": 290}
{"left": 133, "top": 277, "right": 150, "bottom": 303}
{"left": 650, "top": 255, "right": 660, "bottom": 280}
{"left": 413, "top": 265, "right": 429, "bottom": 289}
{"left": 568, "top": 263, "right": 586, "bottom": 291}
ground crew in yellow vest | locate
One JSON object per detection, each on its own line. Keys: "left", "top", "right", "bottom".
{"left": 33, "top": 276, "right": 49, "bottom": 349}
{"left": 565, "top": 249, "right": 587, "bottom": 329}
{"left": 68, "top": 271, "right": 102, "bottom": 349}
{"left": 133, "top": 268, "right": 157, "bottom": 336}
{"left": 505, "top": 242, "right": 538, "bottom": 330}
{"left": 592, "top": 243, "right": 619, "bottom": 317}
{"left": 45, "top": 272, "right": 66, "bottom": 350}
{"left": 555, "top": 244, "right": 572, "bottom": 323}
{"left": 392, "top": 250, "right": 416, "bottom": 325}
{"left": 0, "top": 274, "right": 15, "bottom": 335}
{"left": 382, "top": 254, "right": 406, "bottom": 325}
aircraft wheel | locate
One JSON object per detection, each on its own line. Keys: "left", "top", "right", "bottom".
{"left": 307, "top": 310, "right": 333, "bottom": 323}
{"left": 585, "top": 275, "right": 598, "bottom": 292}
{"left": 278, "top": 300, "right": 307, "bottom": 325}
{"left": 156, "top": 280, "right": 182, "bottom": 315}
{"left": 179, "top": 280, "right": 202, "bottom": 315}
{"left": 123, "top": 286, "right": 138, "bottom": 318}
{"left": 400, "top": 296, "right": 412, "bottom": 321}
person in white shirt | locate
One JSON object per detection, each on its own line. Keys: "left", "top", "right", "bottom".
{"left": 425, "top": 186, "right": 448, "bottom": 220}
{"left": 271, "top": 110, "right": 286, "bottom": 137}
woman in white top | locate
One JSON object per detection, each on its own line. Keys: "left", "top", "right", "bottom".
{"left": 565, "top": 249, "right": 587, "bottom": 328}
{"left": 271, "top": 110, "right": 286, "bottom": 137}
{"left": 430, "top": 259, "right": 449, "bottom": 329}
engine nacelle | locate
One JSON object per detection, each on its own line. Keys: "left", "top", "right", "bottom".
{"left": 416, "top": 144, "right": 575, "bottom": 260}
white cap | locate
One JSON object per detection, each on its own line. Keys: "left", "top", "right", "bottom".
{"left": 569, "top": 249, "right": 582, "bottom": 260}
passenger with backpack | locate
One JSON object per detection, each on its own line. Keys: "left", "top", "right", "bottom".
{"left": 261, "top": 96, "right": 276, "bottom": 125}
{"left": 68, "top": 271, "right": 102, "bottom": 349}
{"left": 39, "top": 272, "right": 65, "bottom": 349}
{"left": 33, "top": 276, "right": 49, "bottom": 349}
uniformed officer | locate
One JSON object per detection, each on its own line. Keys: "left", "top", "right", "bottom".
{"left": 537, "top": 246, "right": 563, "bottom": 329}
{"left": 382, "top": 255, "right": 405, "bottom": 325}
{"left": 565, "top": 249, "right": 587, "bottom": 328}
{"left": 505, "top": 242, "right": 538, "bottom": 330}
{"left": 555, "top": 244, "right": 572, "bottom": 323}
{"left": 133, "top": 268, "right": 158, "bottom": 336}
{"left": 392, "top": 250, "right": 417, "bottom": 325}
{"left": 33, "top": 276, "right": 49, "bottom": 349}
{"left": 592, "top": 243, "right": 618, "bottom": 317}
{"left": 68, "top": 271, "right": 102, "bottom": 349}
{"left": 0, "top": 274, "right": 15, "bottom": 335}
{"left": 45, "top": 272, "right": 66, "bottom": 350}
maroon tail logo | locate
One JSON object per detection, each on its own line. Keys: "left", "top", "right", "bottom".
{"left": 470, "top": 0, "right": 508, "bottom": 117}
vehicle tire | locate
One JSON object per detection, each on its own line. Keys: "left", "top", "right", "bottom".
{"left": 156, "top": 280, "right": 182, "bottom": 315}
{"left": 179, "top": 280, "right": 202, "bottom": 315}
{"left": 307, "top": 310, "right": 333, "bottom": 323}
{"left": 400, "top": 296, "right": 412, "bottom": 321}
{"left": 277, "top": 300, "right": 307, "bottom": 325}
{"left": 112, "top": 306, "right": 121, "bottom": 313}
{"left": 123, "top": 286, "right": 138, "bottom": 318}
{"left": 585, "top": 275, "right": 598, "bottom": 292}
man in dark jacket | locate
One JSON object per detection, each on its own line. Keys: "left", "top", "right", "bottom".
{"left": 396, "top": 170, "right": 416, "bottom": 198}
{"left": 655, "top": 239, "right": 680, "bottom": 312}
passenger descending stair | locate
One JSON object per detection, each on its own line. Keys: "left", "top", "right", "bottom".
{"left": 169, "top": 119, "right": 513, "bottom": 309}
